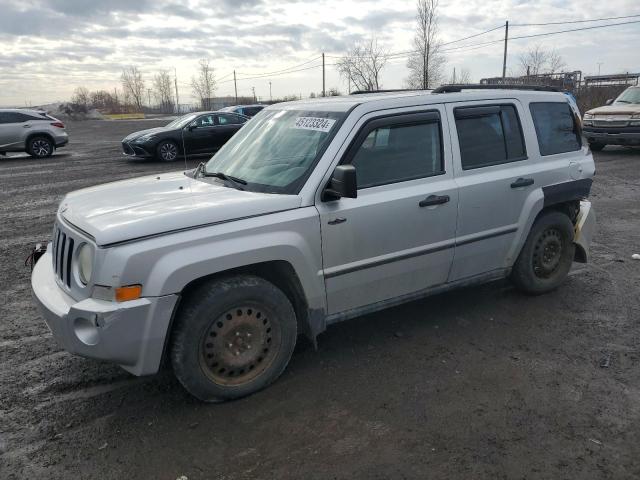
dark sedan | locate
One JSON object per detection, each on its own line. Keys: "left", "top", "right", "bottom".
{"left": 122, "top": 111, "right": 249, "bottom": 161}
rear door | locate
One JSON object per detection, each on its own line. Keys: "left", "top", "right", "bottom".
{"left": 215, "top": 114, "right": 245, "bottom": 146}
{"left": 446, "top": 100, "right": 538, "bottom": 281}
{"left": 0, "top": 112, "right": 28, "bottom": 150}
{"left": 316, "top": 106, "right": 458, "bottom": 315}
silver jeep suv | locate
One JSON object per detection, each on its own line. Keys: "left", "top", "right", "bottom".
{"left": 31, "top": 86, "right": 595, "bottom": 401}
{"left": 0, "top": 109, "right": 69, "bottom": 157}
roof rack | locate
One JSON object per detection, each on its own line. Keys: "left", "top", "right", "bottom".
{"left": 432, "top": 84, "right": 561, "bottom": 93}
{"left": 350, "top": 89, "right": 422, "bottom": 95}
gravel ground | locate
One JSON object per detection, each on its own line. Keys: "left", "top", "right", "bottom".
{"left": 1, "top": 120, "right": 639, "bottom": 479}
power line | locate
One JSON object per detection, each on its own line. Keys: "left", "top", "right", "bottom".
{"left": 235, "top": 54, "right": 322, "bottom": 77}
{"left": 509, "top": 18, "right": 640, "bottom": 40}
{"left": 511, "top": 13, "right": 640, "bottom": 27}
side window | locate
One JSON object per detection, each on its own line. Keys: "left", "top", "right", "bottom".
{"left": 529, "top": 102, "right": 581, "bottom": 156}
{"left": 218, "top": 114, "right": 240, "bottom": 125}
{"left": 196, "top": 115, "right": 215, "bottom": 127}
{"left": 0, "top": 112, "right": 32, "bottom": 124}
{"left": 455, "top": 104, "right": 526, "bottom": 170}
{"left": 348, "top": 113, "right": 443, "bottom": 189}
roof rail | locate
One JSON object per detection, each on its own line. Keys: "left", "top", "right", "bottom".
{"left": 432, "top": 84, "right": 562, "bottom": 93}
{"left": 350, "top": 89, "right": 423, "bottom": 95}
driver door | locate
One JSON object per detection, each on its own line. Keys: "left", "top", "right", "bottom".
{"left": 316, "top": 108, "right": 459, "bottom": 315}
{"left": 183, "top": 114, "right": 218, "bottom": 154}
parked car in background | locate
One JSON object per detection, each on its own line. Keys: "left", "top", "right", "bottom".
{"left": 0, "top": 109, "right": 68, "bottom": 158}
{"left": 219, "top": 104, "right": 265, "bottom": 117}
{"left": 122, "top": 111, "right": 249, "bottom": 161}
{"left": 583, "top": 86, "right": 640, "bottom": 150}
{"left": 32, "top": 86, "right": 595, "bottom": 402}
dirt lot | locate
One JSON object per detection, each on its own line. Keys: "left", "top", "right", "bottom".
{"left": 1, "top": 120, "right": 640, "bottom": 479}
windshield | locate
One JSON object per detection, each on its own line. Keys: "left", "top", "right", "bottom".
{"left": 615, "top": 87, "right": 640, "bottom": 104}
{"left": 165, "top": 113, "right": 198, "bottom": 129}
{"left": 203, "top": 109, "right": 345, "bottom": 194}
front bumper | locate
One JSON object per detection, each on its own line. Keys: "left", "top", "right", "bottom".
{"left": 31, "top": 247, "right": 178, "bottom": 376}
{"left": 573, "top": 200, "right": 595, "bottom": 263}
{"left": 122, "top": 141, "right": 153, "bottom": 158}
{"left": 583, "top": 126, "right": 640, "bottom": 146}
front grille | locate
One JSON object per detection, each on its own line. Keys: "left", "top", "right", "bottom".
{"left": 52, "top": 223, "right": 75, "bottom": 288}
{"left": 593, "top": 120, "right": 629, "bottom": 128}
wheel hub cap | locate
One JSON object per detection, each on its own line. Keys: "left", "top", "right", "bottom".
{"left": 160, "top": 143, "right": 177, "bottom": 160}
{"left": 533, "top": 228, "right": 563, "bottom": 278}
{"left": 33, "top": 140, "right": 51, "bottom": 156}
{"left": 199, "top": 306, "right": 280, "bottom": 386}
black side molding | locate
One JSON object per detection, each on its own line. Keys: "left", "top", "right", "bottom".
{"left": 542, "top": 178, "right": 592, "bottom": 207}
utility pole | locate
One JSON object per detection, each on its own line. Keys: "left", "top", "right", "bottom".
{"left": 233, "top": 70, "right": 238, "bottom": 104}
{"left": 322, "top": 52, "right": 325, "bottom": 97}
{"left": 502, "top": 20, "right": 509, "bottom": 81}
{"left": 269, "top": 81, "right": 272, "bottom": 102}
{"left": 597, "top": 62, "right": 603, "bottom": 76}
{"left": 174, "top": 68, "right": 180, "bottom": 114}
{"left": 147, "top": 89, "right": 152, "bottom": 108}
{"left": 251, "top": 86, "right": 256, "bottom": 102}
{"left": 453, "top": 67, "right": 456, "bottom": 84}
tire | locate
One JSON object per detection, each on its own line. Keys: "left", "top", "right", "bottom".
{"left": 511, "top": 211, "right": 576, "bottom": 295}
{"left": 171, "top": 275, "right": 297, "bottom": 402}
{"left": 589, "top": 142, "right": 606, "bottom": 152}
{"left": 27, "top": 136, "right": 54, "bottom": 158}
{"left": 156, "top": 140, "right": 179, "bottom": 161}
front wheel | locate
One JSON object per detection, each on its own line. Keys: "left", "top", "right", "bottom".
{"left": 27, "top": 136, "right": 54, "bottom": 158}
{"left": 511, "top": 211, "right": 575, "bottom": 295}
{"left": 171, "top": 275, "right": 297, "bottom": 402}
{"left": 156, "top": 140, "right": 179, "bottom": 161}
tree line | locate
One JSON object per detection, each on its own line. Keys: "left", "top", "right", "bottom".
{"left": 71, "top": 60, "right": 218, "bottom": 114}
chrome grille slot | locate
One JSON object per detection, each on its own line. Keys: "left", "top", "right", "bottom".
{"left": 593, "top": 120, "right": 629, "bottom": 128}
{"left": 52, "top": 223, "right": 77, "bottom": 289}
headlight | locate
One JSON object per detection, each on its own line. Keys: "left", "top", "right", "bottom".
{"left": 77, "top": 243, "right": 94, "bottom": 284}
{"left": 135, "top": 134, "right": 155, "bottom": 142}
{"left": 583, "top": 113, "right": 594, "bottom": 120}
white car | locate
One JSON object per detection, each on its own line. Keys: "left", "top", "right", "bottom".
{"left": 0, "top": 109, "right": 69, "bottom": 157}
{"left": 31, "top": 85, "right": 595, "bottom": 402}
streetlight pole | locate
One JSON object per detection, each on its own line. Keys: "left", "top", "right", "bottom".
{"left": 269, "top": 81, "right": 272, "bottom": 102}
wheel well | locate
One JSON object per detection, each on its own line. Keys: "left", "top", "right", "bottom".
{"left": 538, "top": 200, "right": 580, "bottom": 224}
{"left": 25, "top": 132, "right": 55, "bottom": 149}
{"left": 163, "top": 261, "right": 312, "bottom": 364}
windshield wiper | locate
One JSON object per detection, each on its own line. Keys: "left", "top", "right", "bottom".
{"left": 202, "top": 170, "right": 248, "bottom": 187}
{"left": 616, "top": 100, "right": 630, "bottom": 104}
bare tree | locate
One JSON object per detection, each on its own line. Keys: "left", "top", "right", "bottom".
{"left": 406, "top": 0, "right": 445, "bottom": 89}
{"left": 71, "top": 87, "right": 90, "bottom": 109}
{"left": 518, "top": 45, "right": 567, "bottom": 76}
{"left": 153, "top": 70, "right": 175, "bottom": 113}
{"left": 337, "top": 38, "right": 387, "bottom": 92}
{"left": 191, "top": 59, "right": 217, "bottom": 110}
{"left": 121, "top": 66, "right": 145, "bottom": 111}
{"left": 447, "top": 67, "right": 472, "bottom": 84}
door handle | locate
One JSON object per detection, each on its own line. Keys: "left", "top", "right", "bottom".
{"left": 419, "top": 195, "right": 450, "bottom": 207}
{"left": 328, "top": 217, "right": 346, "bottom": 225}
{"left": 510, "top": 177, "right": 534, "bottom": 188}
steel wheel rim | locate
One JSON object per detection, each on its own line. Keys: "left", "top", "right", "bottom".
{"left": 532, "top": 227, "right": 563, "bottom": 278}
{"left": 160, "top": 143, "right": 177, "bottom": 161}
{"left": 199, "top": 304, "right": 281, "bottom": 386}
{"left": 33, "top": 139, "right": 51, "bottom": 157}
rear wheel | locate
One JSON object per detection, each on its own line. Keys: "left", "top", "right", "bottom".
{"left": 589, "top": 142, "right": 606, "bottom": 152}
{"left": 171, "top": 275, "right": 297, "bottom": 402}
{"left": 156, "top": 140, "right": 179, "bottom": 161}
{"left": 27, "top": 136, "right": 54, "bottom": 158}
{"left": 511, "top": 211, "right": 575, "bottom": 295}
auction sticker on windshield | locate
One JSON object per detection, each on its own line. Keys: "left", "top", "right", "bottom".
{"left": 293, "top": 117, "right": 336, "bottom": 133}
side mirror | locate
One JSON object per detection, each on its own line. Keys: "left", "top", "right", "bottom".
{"left": 323, "top": 165, "right": 357, "bottom": 200}
{"left": 605, "top": 98, "right": 613, "bottom": 105}
{"left": 187, "top": 123, "right": 197, "bottom": 131}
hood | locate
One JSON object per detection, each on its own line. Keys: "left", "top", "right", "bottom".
{"left": 586, "top": 104, "right": 640, "bottom": 116}
{"left": 123, "top": 126, "right": 170, "bottom": 142}
{"left": 59, "top": 172, "right": 302, "bottom": 246}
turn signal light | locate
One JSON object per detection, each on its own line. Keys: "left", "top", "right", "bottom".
{"left": 115, "top": 285, "right": 142, "bottom": 302}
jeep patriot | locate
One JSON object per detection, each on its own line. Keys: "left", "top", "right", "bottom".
{"left": 31, "top": 86, "right": 596, "bottom": 401}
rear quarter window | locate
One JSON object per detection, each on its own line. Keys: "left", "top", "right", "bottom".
{"left": 529, "top": 102, "right": 581, "bottom": 156}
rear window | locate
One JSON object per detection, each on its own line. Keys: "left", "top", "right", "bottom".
{"left": 454, "top": 104, "right": 526, "bottom": 170}
{"left": 529, "top": 102, "right": 581, "bottom": 156}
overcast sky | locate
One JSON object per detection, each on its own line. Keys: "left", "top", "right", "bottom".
{"left": 0, "top": 0, "right": 638, "bottom": 107}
